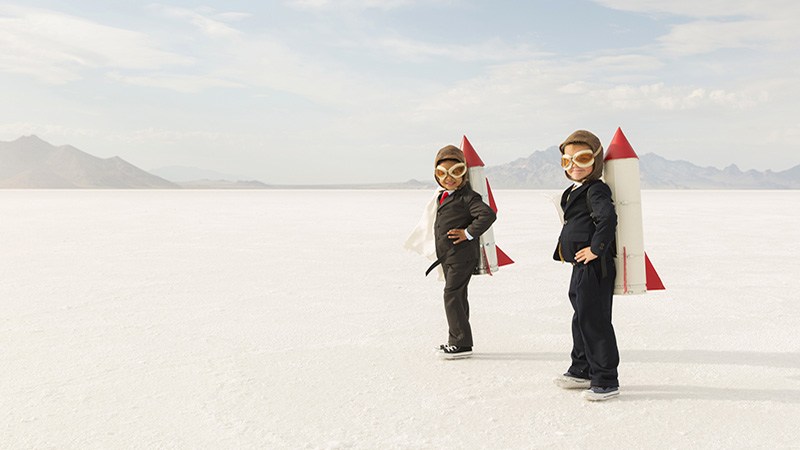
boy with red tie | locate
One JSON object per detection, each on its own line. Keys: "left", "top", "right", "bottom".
{"left": 430, "top": 145, "right": 496, "bottom": 359}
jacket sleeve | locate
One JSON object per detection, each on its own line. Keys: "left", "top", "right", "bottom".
{"left": 465, "top": 192, "right": 497, "bottom": 239}
{"left": 588, "top": 182, "right": 617, "bottom": 257}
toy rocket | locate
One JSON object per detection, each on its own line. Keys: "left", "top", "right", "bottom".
{"left": 460, "top": 136, "right": 514, "bottom": 275}
{"left": 603, "top": 128, "right": 665, "bottom": 294}
{"left": 403, "top": 136, "right": 513, "bottom": 278}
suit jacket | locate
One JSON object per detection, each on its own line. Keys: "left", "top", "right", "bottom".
{"left": 552, "top": 180, "right": 617, "bottom": 263}
{"left": 435, "top": 186, "right": 497, "bottom": 264}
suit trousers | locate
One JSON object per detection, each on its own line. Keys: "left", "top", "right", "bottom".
{"left": 567, "top": 261, "right": 619, "bottom": 388}
{"left": 442, "top": 259, "right": 476, "bottom": 347}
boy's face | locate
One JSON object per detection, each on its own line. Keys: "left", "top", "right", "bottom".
{"left": 563, "top": 143, "right": 594, "bottom": 181}
{"left": 437, "top": 159, "right": 465, "bottom": 190}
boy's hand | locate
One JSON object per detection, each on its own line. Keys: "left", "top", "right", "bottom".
{"left": 448, "top": 229, "right": 468, "bottom": 244}
{"left": 575, "top": 247, "right": 597, "bottom": 264}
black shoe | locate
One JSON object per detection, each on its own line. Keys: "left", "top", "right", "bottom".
{"left": 438, "top": 345, "right": 473, "bottom": 360}
{"left": 582, "top": 386, "right": 620, "bottom": 401}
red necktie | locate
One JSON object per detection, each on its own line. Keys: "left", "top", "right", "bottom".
{"left": 440, "top": 192, "right": 449, "bottom": 204}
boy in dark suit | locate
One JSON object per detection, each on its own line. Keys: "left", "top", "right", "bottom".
{"left": 431, "top": 145, "right": 496, "bottom": 360}
{"left": 552, "top": 130, "right": 620, "bottom": 401}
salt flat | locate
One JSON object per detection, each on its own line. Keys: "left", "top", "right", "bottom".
{"left": 1, "top": 189, "right": 798, "bottom": 449}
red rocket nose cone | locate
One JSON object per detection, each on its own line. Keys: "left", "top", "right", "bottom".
{"left": 605, "top": 127, "right": 639, "bottom": 161}
{"left": 460, "top": 135, "right": 485, "bottom": 167}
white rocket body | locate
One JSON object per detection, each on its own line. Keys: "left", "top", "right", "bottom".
{"left": 602, "top": 127, "right": 665, "bottom": 294}
{"left": 461, "top": 136, "right": 514, "bottom": 275}
{"left": 467, "top": 164, "right": 499, "bottom": 275}
{"left": 604, "top": 157, "right": 647, "bottom": 294}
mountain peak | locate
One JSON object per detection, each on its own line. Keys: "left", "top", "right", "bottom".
{"left": 14, "top": 135, "right": 49, "bottom": 144}
{"left": 0, "top": 136, "right": 178, "bottom": 189}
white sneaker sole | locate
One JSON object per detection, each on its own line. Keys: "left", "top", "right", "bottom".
{"left": 438, "top": 350, "right": 473, "bottom": 360}
{"left": 582, "top": 389, "right": 620, "bottom": 401}
{"left": 553, "top": 375, "right": 591, "bottom": 390}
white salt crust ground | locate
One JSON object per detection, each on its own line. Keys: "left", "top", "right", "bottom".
{"left": 1, "top": 189, "right": 798, "bottom": 449}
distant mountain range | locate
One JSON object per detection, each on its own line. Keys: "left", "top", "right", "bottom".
{"left": 0, "top": 135, "right": 177, "bottom": 188}
{"left": 485, "top": 146, "right": 800, "bottom": 189}
{"left": 0, "top": 136, "right": 263, "bottom": 189}
{"left": 1, "top": 136, "right": 798, "bottom": 189}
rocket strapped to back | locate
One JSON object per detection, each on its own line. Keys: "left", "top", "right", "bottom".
{"left": 403, "top": 136, "right": 513, "bottom": 278}
{"left": 460, "top": 136, "right": 514, "bottom": 275}
{"left": 603, "top": 128, "right": 665, "bottom": 294}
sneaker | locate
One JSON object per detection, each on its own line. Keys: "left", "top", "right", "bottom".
{"left": 553, "top": 373, "right": 591, "bottom": 390}
{"left": 582, "top": 386, "right": 620, "bottom": 401}
{"left": 438, "top": 345, "right": 473, "bottom": 360}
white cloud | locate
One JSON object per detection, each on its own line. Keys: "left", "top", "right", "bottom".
{"left": 106, "top": 72, "right": 244, "bottom": 93}
{"left": 659, "top": 19, "right": 799, "bottom": 56}
{"left": 0, "top": 122, "right": 232, "bottom": 149}
{"left": 0, "top": 5, "right": 192, "bottom": 84}
{"left": 370, "top": 37, "right": 547, "bottom": 63}
{"left": 146, "top": 4, "right": 250, "bottom": 39}
{"left": 411, "top": 52, "right": 772, "bottom": 135}
{"left": 288, "top": 0, "right": 441, "bottom": 11}
{"left": 587, "top": 54, "right": 664, "bottom": 73}
{"left": 112, "top": 127, "right": 227, "bottom": 143}
{"left": 590, "top": 0, "right": 799, "bottom": 19}
{"left": 591, "top": 0, "right": 800, "bottom": 56}
{"left": 0, "top": 122, "right": 101, "bottom": 140}
{"left": 582, "top": 82, "right": 769, "bottom": 110}
{"left": 210, "top": 39, "right": 356, "bottom": 105}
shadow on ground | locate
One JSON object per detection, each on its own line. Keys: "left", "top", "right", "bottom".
{"left": 472, "top": 349, "right": 800, "bottom": 403}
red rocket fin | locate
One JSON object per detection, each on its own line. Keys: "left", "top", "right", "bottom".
{"left": 460, "top": 135, "right": 485, "bottom": 167}
{"left": 497, "top": 246, "right": 514, "bottom": 266}
{"left": 489, "top": 182, "right": 513, "bottom": 266}
{"left": 486, "top": 179, "right": 498, "bottom": 212}
{"left": 645, "top": 252, "right": 665, "bottom": 290}
{"left": 605, "top": 128, "right": 639, "bottom": 161}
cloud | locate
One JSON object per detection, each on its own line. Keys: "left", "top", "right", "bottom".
{"left": 146, "top": 4, "right": 251, "bottom": 39}
{"left": 0, "top": 5, "right": 192, "bottom": 84}
{"left": 590, "top": 0, "right": 799, "bottom": 19}
{"left": 0, "top": 122, "right": 232, "bottom": 147}
{"left": 107, "top": 72, "right": 244, "bottom": 93}
{"left": 287, "top": 0, "right": 441, "bottom": 11}
{"left": 0, "top": 3, "right": 397, "bottom": 104}
{"left": 583, "top": 83, "right": 769, "bottom": 110}
{"left": 658, "top": 19, "right": 799, "bottom": 56}
{"left": 0, "top": 122, "right": 101, "bottom": 140}
{"left": 591, "top": 0, "right": 800, "bottom": 56}
{"left": 368, "top": 37, "right": 547, "bottom": 63}
{"left": 411, "top": 52, "right": 771, "bottom": 134}
{"left": 587, "top": 54, "right": 665, "bottom": 73}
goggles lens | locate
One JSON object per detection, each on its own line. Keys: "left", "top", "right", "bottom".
{"left": 435, "top": 163, "right": 467, "bottom": 180}
{"left": 561, "top": 149, "right": 596, "bottom": 170}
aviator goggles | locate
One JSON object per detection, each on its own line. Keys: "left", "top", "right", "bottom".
{"left": 561, "top": 149, "right": 599, "bottom": 170}
{"left": 435, "top": 162, "right": 467, "bottom": 180}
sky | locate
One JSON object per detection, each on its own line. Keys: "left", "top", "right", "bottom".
{"left": 0, "top": 0, "right": 798, "bottom": 184}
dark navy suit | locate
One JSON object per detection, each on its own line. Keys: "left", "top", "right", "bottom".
{"left": 553, "top": 180, "right": 620, "bottom": 388}
{"left": 435, "top": 185, "right": 496, "bottom": 347}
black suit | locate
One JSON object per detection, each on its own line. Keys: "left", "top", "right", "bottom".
{"left": 435, "top": 186, "right": 496, "bottom": 347}
{"left": 553, "top": 180, "right": 620, "bottom": 388}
